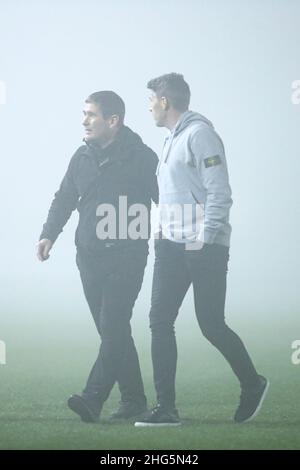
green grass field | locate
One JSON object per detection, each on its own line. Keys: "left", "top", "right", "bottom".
{"left": 0, "top": 315, "right": 299, "bottom": 450}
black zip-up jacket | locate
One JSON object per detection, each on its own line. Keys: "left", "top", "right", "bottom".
{"left": 39, "top": 126, "right": 158, "bottom": 254}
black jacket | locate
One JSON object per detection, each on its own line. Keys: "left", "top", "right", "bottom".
{"left": 39, "top": 126, "right": 158, "bottom": 254}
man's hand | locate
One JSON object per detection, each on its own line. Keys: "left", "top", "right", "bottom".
{"left": 36, "top": 238, "right": 54, "bottom": 261}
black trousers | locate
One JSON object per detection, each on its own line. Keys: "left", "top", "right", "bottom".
{"left": 150, "top": 239, "right": 259, "bottom": 409}
{"left": 76, "top": 246, "right": 147, "bottom": 405}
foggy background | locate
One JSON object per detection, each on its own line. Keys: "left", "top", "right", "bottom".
{"left": 0, "top": 0, "right": 299, "bottom": 347}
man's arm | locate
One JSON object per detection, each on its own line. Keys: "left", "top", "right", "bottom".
{"left": 190, "top": 127, "right": 233, "bottom": 244}
{"left": 37, "top": 154, "right": 79, "bottom": 260}
{"left": 144, "top": 147, "right": 159, "bottom": 204}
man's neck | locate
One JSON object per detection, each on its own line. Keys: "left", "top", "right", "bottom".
{"left": 91, "top": 126, "right": 122, "bottom": 149}
{"left": 165, "top": 110, "right": 185, "bottom": 131}
{"left": 100, "top": 136, "right": 115, "bottom": 149}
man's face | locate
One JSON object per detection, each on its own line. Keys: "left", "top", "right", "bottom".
{"left": 149, "top": 92, "right": 167, "bottom": 127}
{"left": 82, "top": 102, "right": 114, "bottom": 144}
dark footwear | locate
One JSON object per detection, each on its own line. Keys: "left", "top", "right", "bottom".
{"left": 234, "top": 375, "right": 270, "bottom": 423}
{"left": 134, "top": 404, "right": 181, "bottom": 427}
{"left": 67, "top": 394, "right": 101, "bottom": 423}
{"left": 109, "top": 401, "right": 147, "bottom": 420}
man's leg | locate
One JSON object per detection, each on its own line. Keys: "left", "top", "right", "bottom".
{"left": 115, "top": 336, "right": 147, "bottom": 406}
{"left": 186, "top": 244, "right": 269, "bottom": 422}
{"left": 149, "top": 239, "right": 191, "bottom": 410}
{"left": 135, "top": 239, "right": 192, "bottom": 426}
{"left": 74, "top": 249, "right": 147, "bottom": 415}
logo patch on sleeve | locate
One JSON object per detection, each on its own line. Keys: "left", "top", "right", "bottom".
{"left": 204, "top": 155, "right": 222, "bottom": 168}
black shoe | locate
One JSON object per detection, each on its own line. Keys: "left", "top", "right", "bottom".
{"left": 109, "top": 401, "right": 147, "bottom": 420}
{"left": 67, "top": 393, "right": 102, "bottom": 423}
{"left": 234, "top": 375, "right": 270, "bottom": 423}
{"left": 134, "top": 404, "right": 181, "bottom": 427}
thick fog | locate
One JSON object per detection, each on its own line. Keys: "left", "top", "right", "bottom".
{"left": 0, "top": 0, "right": 299, "bottom": 335}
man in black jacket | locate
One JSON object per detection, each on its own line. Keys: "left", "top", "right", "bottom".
{"left": 36, "top": 91, "right": 158, "bottom": 423}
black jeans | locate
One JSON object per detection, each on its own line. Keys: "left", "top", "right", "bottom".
{"left": 76, "top": 246, "right": 147, "bottom": 406}
{"left": 150, "top": 239, "right": 259, "bottom": 409}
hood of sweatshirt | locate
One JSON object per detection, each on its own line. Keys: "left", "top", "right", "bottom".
{"left": 161, "top": 111, "right": 214, "bottom": 165}
{"left": 173, "top": 110, "right": 214, "bottom": 137}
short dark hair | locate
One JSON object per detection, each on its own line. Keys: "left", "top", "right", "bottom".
{"left": 147, "top": 73, "right": 190, "bottom": 112}
{"left": 85, "top": 90, "right": 125, "bottom": 123}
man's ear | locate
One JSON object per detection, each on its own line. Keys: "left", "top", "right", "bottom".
{"left": 109, "top": 114, "right": 120, "bottom": 128}
{"left": 161, "top": 96, "right": 169, "bottom": 111}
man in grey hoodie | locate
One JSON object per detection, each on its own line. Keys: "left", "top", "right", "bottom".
{"left": 135, "top": 73, "right": 269, "bottom": 427}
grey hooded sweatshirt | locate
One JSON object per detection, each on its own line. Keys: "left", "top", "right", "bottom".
{"left": 156, "top": 111, "right": 232, "bottom": 246}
